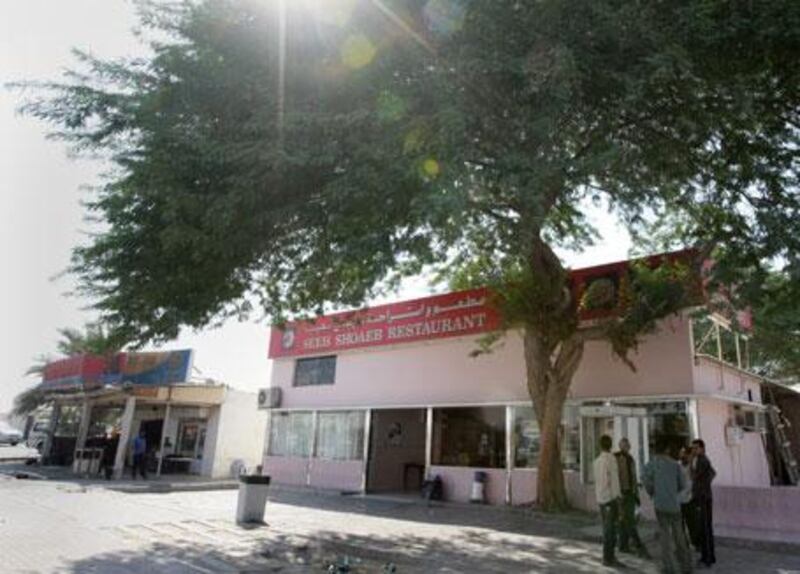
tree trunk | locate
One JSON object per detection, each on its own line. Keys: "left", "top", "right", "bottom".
{"left": 524, "top": 326, "right": 584, "bottom": 511}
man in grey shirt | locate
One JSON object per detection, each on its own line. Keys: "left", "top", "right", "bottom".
{"left": 643, "top": 438, "right": 692, "bottom": 573}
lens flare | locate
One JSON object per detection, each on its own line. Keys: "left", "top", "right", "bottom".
{"left": 422, "top": 158, "right": 441, "bottom": 178}
{"left": 341, "top": 34, "right": 377, "bottom": 69}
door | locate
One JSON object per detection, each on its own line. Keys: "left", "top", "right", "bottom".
{"left": 580, "top": 405, "right": 649, "bottom": 484}
{"left": 177, "top": 420, "right": 207, "bottom": 459}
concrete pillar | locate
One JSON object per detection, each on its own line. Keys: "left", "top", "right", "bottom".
{"left": 202, "top": 405, "right": 222, "bottom": 477}
{"left": 306, "top": 411, "right": 319, "bottom": 487}
{"left": 424, "top": 407, "right": 433, "bottom": 478}
{"left": 42, "top": 402, "right": 61, "bottom": 463}
{"left": 113, "top": 396, "right": 136, "bottom": 480}
{"left": 360, "top": 409, "right": 372, "bottom": 493}
{"left": 75, "top": 400, "right": 93, "bottom": 451}
{"left": 505, "top": 405, "right": 513, "bottom": 505}
{"left": 156, "top": 402, "right": 171, "bottom": 477}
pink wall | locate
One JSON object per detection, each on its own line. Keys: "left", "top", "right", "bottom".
{"left": 510, "top": 469, "right": 537, "bottom": 505}
{"left": 263, "top": 456, "right": 308, "bottom": 487}
{"left": 270, "top": 315, "right": 695, "bottom": 409}
{"left": 696, "top": 398, "right": 770, "bottom": 487}
{"left": 308, "top": 459, "right": 363, "bottom": 492}
{"left": 265, "top": 456, "right": 363, "bottom": 492}
{"left": 571, "top": 316, "right": 694, "bottom": 399}
{"left": 429, "top": 466, "right": 507, "bottom": 505}
{"left": 508, "top": 469, "right": 585, "bottom": 508}
{"left": 714, "top": 485, "right": 800, "bottom": 536}
{"left": 693, "top": 356, "right": 762, "bottom": 403}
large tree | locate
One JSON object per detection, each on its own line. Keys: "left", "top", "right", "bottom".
{"left": 21, "top": 0, "right": 800, "bottom": 509}
{"left": 748, "top": 269, "right": 800, "bottom": 384}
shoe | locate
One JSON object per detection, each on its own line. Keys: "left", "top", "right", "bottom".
{"left": 602, "top": 559, "right": 627, "bottom": 569}
{"left": 696, "top": 559, "right": 712, "bottom": 568}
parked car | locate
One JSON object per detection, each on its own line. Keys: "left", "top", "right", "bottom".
{"left": 0, "top": 421, "right": 23, "bottom": 446}
{"left": 26, "top": 419, "right": 50, "bottom": 451}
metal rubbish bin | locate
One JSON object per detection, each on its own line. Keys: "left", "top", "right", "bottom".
{"left": 470, "top": 470, "right": 488, "bottom": 503}
{"left": 72, "top": 449, "right": 87, "bottom": 474}
{"left": 236, "top": 475, "right": 271, "bottom": 524}
{"left": 86, "top": 448, "right": 103, "bottom": 476}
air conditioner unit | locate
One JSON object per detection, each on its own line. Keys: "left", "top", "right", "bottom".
{"left": 725, "top": 425, "right": 744, "bottom": 446}
{"left": 736, "top": 408, "right": 766, "bottom": 433}
{"left": 257, "top": 387, "right": 281, "bottom": 409}
{"left": 742, "top": 410, "right": 758, "bottom": 431}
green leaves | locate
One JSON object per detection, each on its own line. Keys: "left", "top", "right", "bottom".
{"left": 18, "top": 0, "right": 800, "bottom": 347}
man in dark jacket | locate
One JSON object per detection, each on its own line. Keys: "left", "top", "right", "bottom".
{"left": 615, "top": 438, "right": 650, "bottom": 558}
{"left": 692, "top": 439, "right": 716, "bottom": 567}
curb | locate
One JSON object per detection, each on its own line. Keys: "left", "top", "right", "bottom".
{"left": 716, "top": 535, "right": 800, "bottom": 555}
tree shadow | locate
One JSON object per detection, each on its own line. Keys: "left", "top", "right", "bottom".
{"left": 61, "top": 524, "right": 656, "bottom": 573}
{"left": 264, "top": 486, "right": 609, "bottom": 544}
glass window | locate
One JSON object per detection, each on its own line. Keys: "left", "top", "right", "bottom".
{"left": 315, "top": 411, "right": 365, "bottom": 461}
{"left": 513, "top": 405, "right": 580, "bottom": 470}
{"left": 513, "top": 406, "right": 540, "bottom": 468}
{"left": 54, "top": 405, "right": 81, "bottom": 437}
{"left": 293, "top": 356, "right": 336, "bottom": 387}
{"left": 646, "top": 401, "right": 690, "bottom": 456}
{"left": 432, "top": 407, "right": 506, "bottom": 468}
{"left": 269, "top": 411, "right": 313, "bottom": 457}
{"left": 87, "top": 406, "right": 123, "bottom": 438}
{"left": 561, "top": 404, "right": 581, "bottom": 471}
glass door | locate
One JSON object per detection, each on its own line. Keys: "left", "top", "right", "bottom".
{"left": 177, "top": 420, "right": 207, "bottom": 459}
{"left": 580, "top": 405, "right": 649, "bottom": 484}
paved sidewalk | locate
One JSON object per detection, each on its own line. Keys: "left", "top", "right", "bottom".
{"left": 1, "top": 473, "right": 799, "bottom": 573}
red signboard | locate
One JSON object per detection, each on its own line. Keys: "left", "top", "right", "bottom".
{"left": 269, "top": 250, "right": 700, "bottom": 359}
{"left": 41, "top": 354, "right": 107, "bottom": 391}
{"left": 269, "top": 288, "right": 502, "bottom": 358}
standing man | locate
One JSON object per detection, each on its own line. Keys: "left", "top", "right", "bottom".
{"left": 132, "top": 431, "right": 147, "bottom": 480}
{"left": 643, "top": 437, "right": 693, "bottom": 574}
{"left": 594, "top": 434, "right": 623, "bottom": 568}
{"left": 692, "top": 439, "right": 716, "bottom": 567}
{"left": 615, "top": 438, "right": 650, "bottom": 558}
{"left": 678, "top": 446, "right": 698, "bottom": 550}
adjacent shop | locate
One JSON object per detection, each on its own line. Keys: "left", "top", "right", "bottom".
{"left": 262, "top": 256, "right": 774, "bottom": 509}
{"left": 38, "top": 350, "right": 265, "bottom": 479}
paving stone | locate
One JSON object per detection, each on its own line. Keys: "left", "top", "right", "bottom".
{"left": 1, "top": 471, "right": 800, "bottom": 573}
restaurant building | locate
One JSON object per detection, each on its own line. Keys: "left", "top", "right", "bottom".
{"left": 39, "top": 350, "right": 266, "bottom": 479}
{"left": 262, "top": 254, "right": 773, "bottom": 511}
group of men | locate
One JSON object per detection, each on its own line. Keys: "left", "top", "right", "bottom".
{"left": 594, "top": 435, "right": 716, "bottom": 571}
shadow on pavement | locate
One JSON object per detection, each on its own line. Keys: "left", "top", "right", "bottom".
{"left": 61, "top": 526, "right": 648, "bottom": 573}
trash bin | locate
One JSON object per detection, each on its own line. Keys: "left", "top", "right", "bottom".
{"left": 470, "top": 470, "right": 487, "bottom": 503}
{"left": 87, "top": 448, "right": 102, "bottom": 476}
{"left": 73, "top": 448, "right": 93, "bottom": 475}
{"left": 236, "top": 475, "right": 271, "bottom": 524}
{"left": 72, "top": 449, "right": 84, "bottom": 474}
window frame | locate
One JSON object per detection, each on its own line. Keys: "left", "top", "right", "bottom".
{"left": 314, "top": 410, "right": 365, "bottom": 461}
{"left": 292, "top": 355, "right": 337, "bottom": 387}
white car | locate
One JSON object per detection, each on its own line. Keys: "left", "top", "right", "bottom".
{"left": 0, "top": 422, "right": 23, "bottom": 446}
{"left": 26, "top": 420, "right": 50, "bottom": 451}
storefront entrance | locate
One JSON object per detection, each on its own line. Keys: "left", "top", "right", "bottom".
{"left": 366, "top": 409, "right": 427, "bottom": 493}
{"left": 581, "top": 405, "right": 649, "bottom": 483}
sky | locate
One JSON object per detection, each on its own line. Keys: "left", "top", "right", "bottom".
{"left": 0, "top": 0, "right": 631, "bottom": 413}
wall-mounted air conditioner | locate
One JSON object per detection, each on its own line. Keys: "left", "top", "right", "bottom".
{"left": 257, "top": 387, "right": 282, "bottom": 409}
